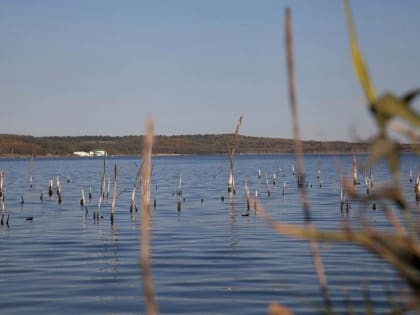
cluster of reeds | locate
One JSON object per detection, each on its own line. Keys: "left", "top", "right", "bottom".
{"left": 264, "top": 2, "right": 420, "bottom": 314}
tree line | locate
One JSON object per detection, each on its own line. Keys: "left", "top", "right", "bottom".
{"left": 0, "top": 133, "right": 413, "bottom": 157}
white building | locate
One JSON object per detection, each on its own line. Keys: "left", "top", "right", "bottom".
{"left": 73, "top": 151, "right": 90, "bottom": 157}
{"left": 73, "top": 150, "right": 107, "bottom": 157}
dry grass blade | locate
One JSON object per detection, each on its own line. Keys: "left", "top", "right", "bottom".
{"left": 139, "top": 118, "right": 158, "bottom": 315}
{"left": 284, "top": 7, "right": 331, "bottom": 310}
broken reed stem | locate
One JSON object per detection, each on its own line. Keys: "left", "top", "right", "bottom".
{"left": 107, "top": 176, "right": 111, "bottom": 199}
{"left": 228, "top": 115, "right": 243, "bottom": 194}
{"left": 0, "top": 169, "right": 4, "bottom": 198}
{"left": 102, "top": 157, "right": 106, "bottom": 199}
{"left": 29, "top": 154, "right": 33, "bottom": 188}
{"left": 95, "top": 156, "right": 106, "bottom": 219}
{"left": 352, "top": 153, "right": 358, "bottom": 185}
{"left": 110, "top": 163, "right": 118, "bottom": 218}
{"left": 130, "top": 184, "right": 137, "bottom": 212}
{"left": 265, "top": 171, "right": 271, "bottom": 196}
{"left": 285, "top": 7, "right": 331, "bottom": 310}
{"left": 140, "top": 118, "right": 158, "bottom": 315}
{"left": 177, "top": 173, "right": 182, "bottom": 211}
{"left": 244, "top": 179, "right": 250, "bottom": 212}
{"left": 48, "top": 178, "right": 53, "bottom": 197}
{"left": 56, "top": 175, "right": 62, "bottom": 204}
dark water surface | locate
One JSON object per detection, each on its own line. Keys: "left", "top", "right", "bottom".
{"left": 0, "top": 154, "right": 417, "bottom": 314}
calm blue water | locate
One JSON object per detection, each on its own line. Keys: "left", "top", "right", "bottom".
{"left": 0, "top": 153, "right": 417, "bottom": 314}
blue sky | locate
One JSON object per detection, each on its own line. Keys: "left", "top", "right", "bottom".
{"left": 0, "top": 1, "right": 419, "bottom": 140}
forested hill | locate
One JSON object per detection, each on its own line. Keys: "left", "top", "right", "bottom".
{"left": 0, "top": 133, "right": 413, "bottom": 157}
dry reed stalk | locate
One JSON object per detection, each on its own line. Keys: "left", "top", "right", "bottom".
{"left": 89, "top": 185, "right": 92, "bottom": 200}
{"left": 340, "top": 175, "right": 345, "bottom": 211}
{"left": 56, "top": 175, "right": 60, "bottom": 195}
{"left": 55, "top": 175, "right": 62, "bottom": 204}
{"left": 48, "top": 178, "right": 53, "bottom": 197}
{"left": 1, "top": 197, "right": 5, "bottom": 216}
{"left": 29, "top": 154, "right": 33, "bottom": 188}
{"left": 110, "top": 163, "right": 118, "bottom": 222}
{"left": 139, "top": 118, "right": 158, "bottom": 315}
{"left": 177, "top": 173, "right": 182, "bottom": 196}
{"left": 264, "top": 171, "right": 271, "bottom": 196}
{"left": 80, "top": 187, "right": 86, "bottom": 206}
{"left": 0, "top": 198, "right": 8, "bottom": 226}
{"left": 130, "top": 184, "right": 137, "bottom": 212}
{"left": 176, "top": 173, "right": 182, "bottom": 211}
{"left": 228, "top": 115, "right": 243, "bottom": 194}
{"left": 285, "top": 7, "right": 331, "bottom": 310}
{"left": 0, "top": 169, "right": 4, "bottom": 198}
{"left": 253, "top": 190, "right": 258, "bottom": 211}
{"left": 317, "top": 158, "right": 321, "bottom": 181}
{"left": 352, "top": 153, "right": 358, "bottom": 185}
{"left": 57, "top": 186, "right": 62, "bottom": 204}
{"left": 106, "top": 176, "right": 110, "bottom": 199}
{"left": 82, "top": 194, "right": 88, "bottom": 217}
{"left": 244, "top": 179, "right": 250, "bottom": 212}
{"left": 95, "top": 157, "right": 106, "bottom": 219}
{"left": 415, "top": 169, "right": 420, "bottom": 201}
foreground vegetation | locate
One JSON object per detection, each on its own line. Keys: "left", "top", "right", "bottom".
{"left": 264, "top": 2, "right": 420, "bottom": 314}
{"left": 0, "top": 133, "right": 414, "bottom": 157}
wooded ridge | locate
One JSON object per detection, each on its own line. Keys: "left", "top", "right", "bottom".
{"left": 0, "top": 133, "right": 414, "bottom": 157}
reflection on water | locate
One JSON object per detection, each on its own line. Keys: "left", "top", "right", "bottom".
{"left": 0, "top": 154, "right": 417, "bottom": 314}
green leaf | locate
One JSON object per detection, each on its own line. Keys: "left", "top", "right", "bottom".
{"left": 343, "top": 0, "right": 376, "bottom": 104}
{"left": 402, "top": 88, "right": 420, "bottom": 104}
{"left": 373, "top": 93, "right": 420, "bottom": 127}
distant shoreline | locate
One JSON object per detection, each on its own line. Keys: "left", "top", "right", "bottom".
{"left": 0, "top": 133, "right": 416, "bottom": 157}
{"left": 2, "top": 151, "right": 417, "bottom": 160}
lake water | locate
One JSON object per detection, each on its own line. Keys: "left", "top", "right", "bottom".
{"left": 0, "top": 153, "right": 417, "bottom": 314}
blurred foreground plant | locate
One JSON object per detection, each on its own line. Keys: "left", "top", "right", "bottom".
{"left": 266, "top": 1, "right": 420, "bottom": 314}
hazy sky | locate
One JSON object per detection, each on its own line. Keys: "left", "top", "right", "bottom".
{"left": 1, "top": 1, "right": 419, "bottom": 140}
